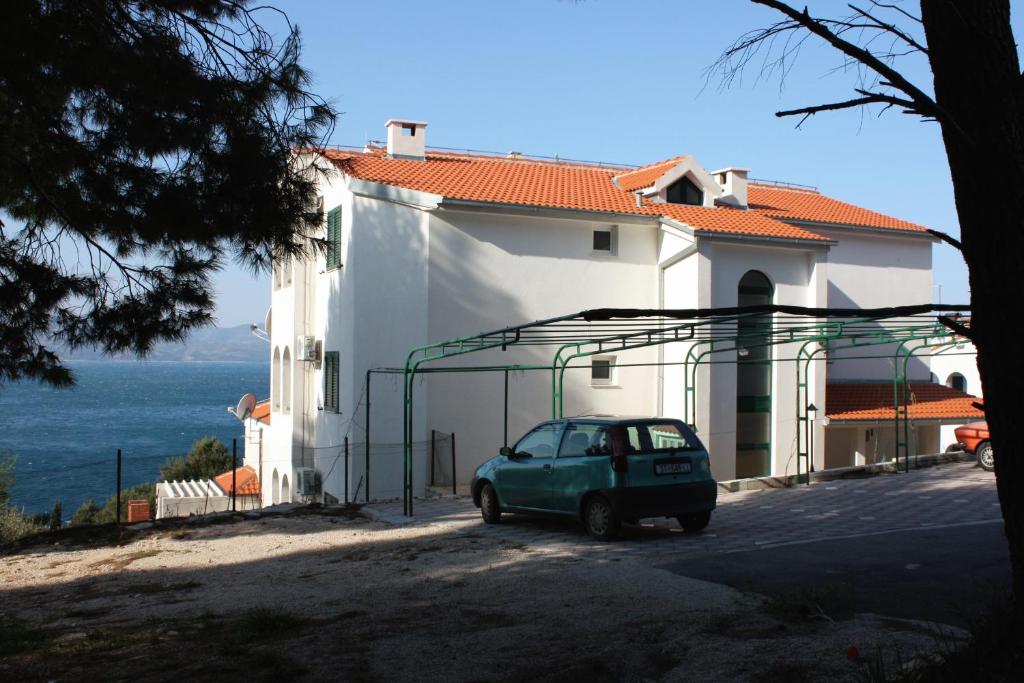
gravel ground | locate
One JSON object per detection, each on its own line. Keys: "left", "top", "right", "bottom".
{"left": 0, "top": 508, "right": 963, "bottom": 682}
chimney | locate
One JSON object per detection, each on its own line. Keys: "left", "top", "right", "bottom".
{"left": 713, "top": 167, "right": 750, "bottom": 208}
{"left": 385, "top": 119, "right": 428, "bottom": 160}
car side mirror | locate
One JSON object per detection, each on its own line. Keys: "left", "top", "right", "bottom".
{"left": 499, "top": 446, "right": 515, "bottom": 457}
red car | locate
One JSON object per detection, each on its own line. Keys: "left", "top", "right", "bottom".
{"left": 954, "top": 421, "right": 994, "bottom": 471}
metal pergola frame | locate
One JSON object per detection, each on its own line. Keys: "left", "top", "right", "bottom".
{"left": 389, "top": 304, "right": 969, "bottom": 515}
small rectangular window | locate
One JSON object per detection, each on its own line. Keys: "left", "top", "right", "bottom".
{"left": 326, "top": 206, "right": 342, "bottom": 270}
{"left": 591, "top": 356, "right": 616, "bottom": 386}
{"left": 323, "top": 351, "right": 340, "bottom": 413}
{"left": 593, "top": 229, "right": 612, "bottom": 252}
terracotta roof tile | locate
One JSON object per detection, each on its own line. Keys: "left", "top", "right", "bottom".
{"left": 323, "top": 148, "right": 923, "bottom": 242}
{"left": 613, "top": 156, "right": 687, "bottom": 192}
{"left": 748, "top": 184, "right": 926, "bottom": 233}
{"left": 213, "top": 465, "right": 260, "bottom": 496}
{"left": 826, "top": 383, "right": 983, "bottom": 422}
{"left": 251, "top": 399, "right": 270, "bottom": 425}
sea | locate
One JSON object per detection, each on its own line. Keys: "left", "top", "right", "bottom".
{"left": 0, "top": 361, "right": 269, "bottom": 516}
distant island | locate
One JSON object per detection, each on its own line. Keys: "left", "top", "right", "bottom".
{"left": 65, "top": 324, "right": 269, "bottom": 363}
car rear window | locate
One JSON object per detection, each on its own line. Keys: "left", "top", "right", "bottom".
{"left": 629, "top": 421, "right": 702, "bottom": 453}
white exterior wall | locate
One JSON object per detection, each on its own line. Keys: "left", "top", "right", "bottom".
{"left": 930, "top": 341, "right": 981, "bottom": 449}
{"left": 825, "top": 423, "right": 941, "bottom": 467}
{"left": 659, "top": 228, "right": 699, "bottom": 422}
{"left": 818, "top": 227, "right": 934, "bottom": 381}
{"left": 260, "top": 165, "right": 943, "bottom": 500}
{"left": 424, "top": 209, "right": 660, "bottom": 485}
{"left": 700, "top": 240, "right": 828, "bottom": 481}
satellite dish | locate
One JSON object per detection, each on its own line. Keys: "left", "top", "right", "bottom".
{"left": 227, "top": 393, "right": 258, "bottom": 421}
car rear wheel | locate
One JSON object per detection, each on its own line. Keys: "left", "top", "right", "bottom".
{"left": 584, "top": 495, "right": 620, "bottom": 541}
{"left": 677, "top": 510, "right": 711, "bottom": 533}
{"left": 479, "top": 482, "right": 501, "bottom": 524}
{"left": 977, "top": 442, "right": 995, "bottom": 472}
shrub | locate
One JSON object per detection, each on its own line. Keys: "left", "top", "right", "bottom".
{"left": 0, "top": 451, "right": 14, "bottom": 508}
{"left": 70, "top": 484, "right": 157, "bottom": 526}
{"left": 0, "top": 507, "right": 44, "bottom": 545}
{"left": 159, "top": 437, "right": 232, "bottom": 482}
{"left": 71, "top": 498, "right": 102, "bottom": 526}
{"left": 49, "top": 499, "right": 62, "bottom": 531}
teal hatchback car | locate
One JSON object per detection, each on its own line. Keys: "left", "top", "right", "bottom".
{"left": 470, "top": 417, "right": 717, "bottom": 540}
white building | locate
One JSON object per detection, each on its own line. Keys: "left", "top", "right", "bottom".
{"left": 246, "top": 118, "right": 981, "bottom": 506}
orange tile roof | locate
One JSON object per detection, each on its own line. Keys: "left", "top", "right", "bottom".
{"left": 748, "top": 184, "right": 926, "bottom": 233}
{"left": 323, "top": 148, "right": 927, "bottom": 242}
{"left": 613, "top": 156, "right": 687, "bottom": 192}
{"left": 325, "top": 149, "right": 828, "bottom": 242}
{"left": 826, "top": 383, "right": 983, "bottom": 422}
{"left": 251, "top": 399, "right": 270, "bottom": 425}
{"left": 214, "top": 465, "right": 261, "bottom": 496}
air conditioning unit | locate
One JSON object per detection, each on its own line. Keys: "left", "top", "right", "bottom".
{"left": 296, "top": 336, "right": 318, "bottom": 362}
{"left": 295, "top": 468, "right": 319, "bottom": 497}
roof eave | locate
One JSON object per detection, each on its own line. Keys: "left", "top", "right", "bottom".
{"left": 438, "top": 197, "right": 659, "bottom": 225}
{"left": 825, "top": 416, "right": 982, "bottom": 425}
{"left": 780, "top": 218, "right": 935, "bottom": 240}
{"left": 691, "top": 229, "right": 836, "bottom": 248}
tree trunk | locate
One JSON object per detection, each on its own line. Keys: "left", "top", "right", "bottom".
{"left": 921, "top": 0, "right": 1024, "bottom": 609}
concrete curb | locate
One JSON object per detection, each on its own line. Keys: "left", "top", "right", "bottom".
{"left": 717, "top": 451, "right": 975, "bottom": 493}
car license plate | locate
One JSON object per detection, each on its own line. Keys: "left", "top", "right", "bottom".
{"left": 655, "top": 462, "right": 691, "bottom": 475}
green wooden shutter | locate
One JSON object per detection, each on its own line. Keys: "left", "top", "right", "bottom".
{"left": 326, "top": 206, "right": 342, "bottom": 270}
{"left": 324, "top": 351, "right": 340, "bottom": 412}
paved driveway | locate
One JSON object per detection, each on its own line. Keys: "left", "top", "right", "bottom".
{"left": 368, "top": 462, "right": 999, "bottom": 561}
{"left": 368, "top": 463, "right": 1007, "bottom": 624}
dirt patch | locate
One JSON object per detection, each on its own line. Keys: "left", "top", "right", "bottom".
{"left": 0, "top": 508, "right": 962, "bottom": 682}
{"left": 89, "top": 549, "right": 162, "bottom": 571}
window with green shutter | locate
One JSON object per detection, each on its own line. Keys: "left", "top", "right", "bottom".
{"left": 323, "top": 351, "right": 340, "bottom": 413}
{"left": 326, "top": 206, "right": 342, "bottom": 270}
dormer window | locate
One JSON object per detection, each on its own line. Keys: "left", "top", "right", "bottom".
{"left": 666, "top": 176, "right": 704, "bottom": 206}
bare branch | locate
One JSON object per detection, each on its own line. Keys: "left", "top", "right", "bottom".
{"left": 776, "top": 92, "right": 914, "bottom": 120}
{"left": 926, "top": 228, "right": 963, "bottom": 252}
{"left": 870, "top": 1, "right": 922, "bottom": 25}
{"left": 938, "top": 315, "right": 973, "bottom": 341}
{"left": 749, "top": 0, "right": 938, "bottom": 117}
{"left": 847, "top": 3, "right": 928, "bottom": 55}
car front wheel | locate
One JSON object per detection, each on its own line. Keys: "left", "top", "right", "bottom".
{"left": 977, "top": 442, "right": 995, "bottom": 472}
{"left": 678, "top": 510, "right": 711, "bottom": 533}
{"left": 584, "top": 495, "right": 620, "bottom": 541}
{"left": 479, "top": 482, "right": 501, "bottom": 524}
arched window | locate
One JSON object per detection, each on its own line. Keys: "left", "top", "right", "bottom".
{"left": 735, "top": 270, "right": 774, "bottom": 478}
{"left": 946, "top": 372, "right": 967, "bottom": 393}
{"left": 284, "top": 255, "right": 293, "bottom": 286}
{"left": 282, "top": 346, "right": 292, "bottom": 414}
{"left": 272, "top": 347, "right": 281, "bottom": 411}
{"left": 281, "top": 474, "right": 291, "bottom": 504}
{"left": 273, "top": 257, "right": 282, "bottom": 289}
{"left": 271, "top": 469, "right": 280, "bottom": 505}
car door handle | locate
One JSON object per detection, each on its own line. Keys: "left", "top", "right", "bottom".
{"left": 543, "top": 464, "right": 552, "bottom": 472}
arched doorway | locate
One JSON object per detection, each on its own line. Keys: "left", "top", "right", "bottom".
{"left": 735, "top": 271, "right": 774, "bottom": 478}
{"left": 946, "top": 372, "right": 967, "bottom": 393}
{"left": 271, "top": 469, "right": 280, "bottom": 505}
{"left": 281, "top": 474, "right": 291, "bottom": 504}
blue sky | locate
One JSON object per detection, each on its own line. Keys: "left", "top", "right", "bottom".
{"left": 214, "top": 0, "right": 1020, "bottom": 325}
